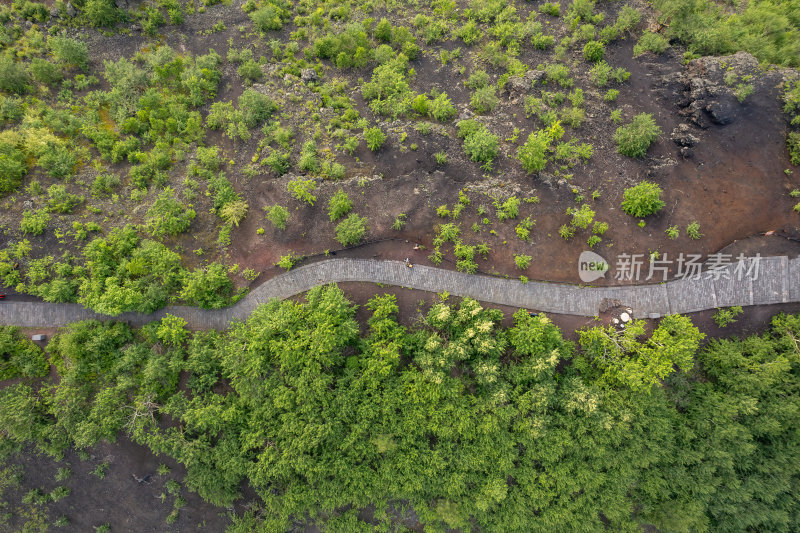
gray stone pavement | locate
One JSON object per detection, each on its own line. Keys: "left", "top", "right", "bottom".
{"left": 1, "top": 256, "right": 797, "bottom": 329}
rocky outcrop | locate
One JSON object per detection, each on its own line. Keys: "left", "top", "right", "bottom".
{"left": 677, "top": 52, "right": 777, "bottom": 128}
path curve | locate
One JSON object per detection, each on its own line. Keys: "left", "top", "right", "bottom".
{"left": 1, "top": 256, "right": 798, "bottom": 329}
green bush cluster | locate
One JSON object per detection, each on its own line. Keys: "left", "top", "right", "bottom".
{"left": 633, "top": 32, "right": 670, "bottom": 56}
{"left": 457, "top": 119, "right": 499, "bottom": 169}
{"left": 145, "top": 188, "right": 196, "bottom": 237}
{"left": 653, "top": 0, "right": 800, "bottom": 66}
{"left": 613, "top": 113, "right": 662, "bottom": 157}
{"left": 621, "top": 181, "right": 665, "bottom": 217}
{"left": 335, "top": 213, "right": 367, "bottom": 246}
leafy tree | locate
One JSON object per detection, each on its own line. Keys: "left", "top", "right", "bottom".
{"left": 179, "top": 262, "right": 233, "bottom": 309}
{"left": 621, "top": 181, "right": 665, "bottom": 217}
{"left": 0, "top": 326, "right": 49, "bottom": 380}
{"left": 579, "top": 314, "right": 704, "bottom": 392}
{"left": 156, "top": 314, "right": 189, "bottom": 347}
{"left": 79, "top": 226, "right": 185, "bottom": 315}
{"left": 238, "top": 88, "right": 276, "bottom": 127}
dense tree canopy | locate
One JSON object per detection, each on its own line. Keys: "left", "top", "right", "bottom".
{"left": 1, "top": 287, "right": 798, "bottom": 532}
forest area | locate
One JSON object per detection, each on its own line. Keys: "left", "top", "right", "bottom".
{"left": 2, "top": 285, "right": 799, "bottom": 531}
{"left": 1, "top": 0, "right": 800, "bottom": 530}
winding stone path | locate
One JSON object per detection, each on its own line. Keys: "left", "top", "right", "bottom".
{"left": 1, "top": 256, "right": 798, "bottom": 329}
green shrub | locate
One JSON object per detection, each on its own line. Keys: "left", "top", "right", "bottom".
{"left": 30, "top": 58, "right": 63, "bottom": 85}
{"left": 146, "top": 188, "right": 196, "bottom": 237}
{"left": 517, "top": 130, "right": 551, "bottom": 173}
{"left": 264, "top": 149, "right": 290, "bottom": 175}
{"left": 374, "top": 44, "right": 394, "bottom": 65}
{"left": 589, "top": 60, "right": 630, "bottom": 87}
{"left": 249, "top": 5, "right": 286, "bottom": 32}
{"left": 48, "top": 36, "right": 89, "bottom": 71}
{"left": 375, "top": 18, "right": 393, "bottom": 42}
{"left": 633, "top": 32, "right": 670, "bottom": 56}
{"left": 583, "top": 40, "right": 605, "bottom": 62}
{"left": 220, "top": 200, "right": 248, "bottom": 227}
{"left": 466, "top": 70, "right": 490, "bottom": 89}
{"left": 788, "top": 132, "right": 800, "bottom": 165}
{"left": 713, "top": 306, "right": 743, "bottom": 327}
{"left": 0, "top": 56, "right": 30, "bottom": 94}
{"left": 327, "top": 190, "right": 352, "bottom": 221}
{"left": 38, "top": 144, "right": 77, "bottom": 179}
{"left": 686, "top": 221, "right": 703, "bottom": 239}
{"left": 298, "top": 140, "right": 320, "bottom": 173}
{"left": 531, "top": 33, "right": 556, "bottom": 49}
{"left": 427, "top": 92, "right": 456, "bottom": 121}
{"left": 84, "top": 0, "right": 118, "bottom": 28}
{"left": 470, "top": 85, "right": 499, "bottom": 114}
{"left": 514, "top": 254, "right": 532, "bottom": 270}
{"left": 457, "top": 120, "right": 499, "bottom": 167}
{"left": 265, "top": 205, "right": 289, "bottom": 229}
{"left": 665, "top": 225, "right": 679, "bottom": 239}
{"left": 237, "top": 60, "right": 263, "bottom": 83}
{"left": 613, "top": 113, "right": 661, "bottom": 157}
{"left": 654, "top": 0, "right": 800, "bottom": 66}
{"left": 238, "top": 89, "right": 276, "bottom": 127}
{"left": 335, "top": 213, "right": 367, "bottom": 246}
{"left": 364, "top": 127, "right": 386, "bottom": 151}
{"left": 540, "top": 2, "right": 560, "bottom": 17}
{"left": 47, "top": 185, "right": 83, "bottom": 213}
{"left": 0, "top": 96, "right": 23, "bottom": 122}
{"left": 287, "top": 178, "right": 317, "bottom": 205}
{"left": 0, "top": 142, "right": 28, "bottom": 193}
{"left": 621, "top": 181, "right": 665, "bottom": 217}
{"left": 494, "top": 195, "right": 520, "bottom": 221}
{"left": 276, "top": 253, "right": 297, "bottom": 271}
{"left": 20, "top": 209, "right": 50, "bottom": 235}
{"left": 545, "top": 63, "right": 573, "bottom": 88}
{"left": 458, "top": 20, "right": 483, "bottom": 45}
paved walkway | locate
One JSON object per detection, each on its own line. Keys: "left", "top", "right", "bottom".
{"left": 1, "top": 256, "right": 798, "bottom": 329}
